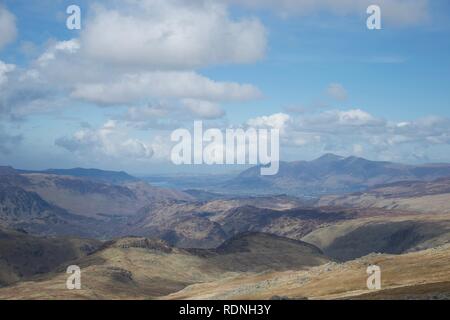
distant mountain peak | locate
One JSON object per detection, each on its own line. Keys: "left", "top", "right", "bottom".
{"left": 343, "top": 155, "right": 368, "bottom": 162}
{"left": 314, "top": 153, "right": 346, "bottom": 163}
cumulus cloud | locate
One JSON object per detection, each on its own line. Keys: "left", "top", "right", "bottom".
{"left": 291, "top": 109, "right": 385, "bottom": 135}
{"left": 255, "top": 109, "right": 450, "bottom": 162}
{"left": 125, "top": 104, "right": 170, "bottom": 121}
{"left": 0, "top": 60, "right": 15, "bottom": 86}
{"left": 122, "top": 104, "right": 180, "bottom": 130}
{"left": 55, "top": 120, "right": 154, "bottom": 160}
{"left": 120, "top": 100, "right": 225, "bottom": 131}
{"left": 230, "top": 0, "right": 430, "bottom": 26}
{"left": 71, "top": 71, "right": 261, "bottom": 105}
{"left": 0, "top": 33, "right": 261, "bottom": 119}
{"left": 332, "top": 109, "right": 381, "bottom": 126}
{"left": 36, "top": 39, "right": 81, "bottom": 67}
{"left": 82, "top": 0, "right": 266, "bottom": 69}
{"left": 247, "top": 113, "right": 291, "bottom": 131}
{"left": 181, "top": 99, "right": 225, "bottom": 119}
{"left": 0, "top": 3, "right": 264, "bottom": 118}
{"left": 0, "top": 55, "right": 68, "bottom": 120}
{"left": 70, "top": 0, "right": 265, "bottom": 108}
{"left": 0, "top": 6, "right": 17, "bottom": 50}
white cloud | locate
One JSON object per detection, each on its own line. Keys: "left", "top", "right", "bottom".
{"left": 0, "top": 6, "right": 17, "bottom": 50}
{"left": 272, "top": 108, "right": 450, "bottom": 162}
{"left": 335, "top": 109, "right": 378, "bottom": 126}
{"left": 82, "top": 0, "right": 266, "bottom": 69}
{"left": 181, "top": 99, "right": 225, "bottom": 119}
{"left": 70, "top": 71, "right": 261, "bottom": 105}
{"left": 247, "top": 113, "right": 291, "bottom": 130}
{"left": 121, "top": 103, "right": 183, "bottom": 130}
{"left": 295, "top": 109, "right": 384, "bottom": 131}
{"left": 55, "top": 120, "right": 154, "bottom": 160}
{"left": 37, "top": 39, "right": 81, "bottom": 67}
{"left": 0, "top": 60, "right": 15, "bottom": 86}
{"left": 0, "top": 37, "right": 262, "bottom": 119}
{"left": 0, "top": 1, "right": 265, "bottom": 120}
{"left": 231, "top": 0, "right": 430, "bottom": 26}
{"left": 120, "top": 100, "right": 225, "bottom": 131}
{"left": 326, "top": 83, "right": 348, "bottom": 101}
{"left": 126, "top": 104, "right": 170, "bottom": 121}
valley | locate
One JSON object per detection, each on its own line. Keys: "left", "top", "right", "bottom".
{"left": 0, "top": 154, "right": 449, "bottom": 300}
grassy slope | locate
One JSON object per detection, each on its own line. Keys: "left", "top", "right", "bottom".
{"left": 165, "top": 244, "right": 450, "bottom": 300}
{"left": 0, "top": 227, "right": 102, "bottom": 287}
{"left": 0, "top": 233, "right": 330, "bottom": 300}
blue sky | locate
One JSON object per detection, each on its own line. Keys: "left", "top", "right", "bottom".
{"left": 0, "top": 0, "right": 450, "bottom": 173}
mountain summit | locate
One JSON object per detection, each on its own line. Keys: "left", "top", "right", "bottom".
{"left": 312, "top": 153, "right": 346, "bottom": 163}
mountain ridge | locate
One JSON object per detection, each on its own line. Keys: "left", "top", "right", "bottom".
{"left": 0, "top": 232, "right": 331, "bottom": 299}
{"left": 226, "top": 154, "right": 450, "bottom": 196}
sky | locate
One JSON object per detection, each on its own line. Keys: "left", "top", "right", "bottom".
{"left": 0, "top": 0, "right": 450, "bottom": 174}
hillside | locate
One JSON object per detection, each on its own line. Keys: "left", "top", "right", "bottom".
{"left": 1, "top": 166, "right": 347, "bottom": 245}
{"left": 302, "top": 214, "right": 450, "bottom": 261}
{"left": 19, "top": 173, "right": 192, "bottom": 218}
{"left": 0, "top": 227, "right": 101, "bottom": 287}
{"left": 0, "top": 167, "right": 194, "bottom": 238}
{"left": 319, "top": 177, "right": 450, "bottom": 214}
{"left": 0, "top": 233, "right": 330, "bottom": 299}
{"left": 121, "top": 198, "right": 352, "bottom": 248}
{"left": 0, "top": 182, "right": 107, "bottom": 238}
{"left": 19, "top": 168, "right": 138, "bottom": 185}
{"left": 1, "top": 230, "right": 449, "bottom": 300}
{"left": 0, "top": 168, "right": 191, "bottom": 219}
{"left": 165, "top": 244, "right": 450, "bottom": 300}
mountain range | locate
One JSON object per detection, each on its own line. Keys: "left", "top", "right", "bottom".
{"left": 226, "top": 154, "right": 450, "bottom": 196}
{"left": 1, "top": 155, "right": 450, "bottom": 299}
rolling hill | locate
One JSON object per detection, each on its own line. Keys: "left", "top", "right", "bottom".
{"left": 0, "top": 227, "right": 102, "bottom": 287}
{"left": 319, "top": 177, "right": 450, "bottom": 214}
{"left": 0, "top": 233, "right": 330, "bottom": 300}
{"left": 302, "top": 215, "right": 450, "bottom": 261}
{"left": 120, "top": 198, "right": 352, "bottom": 248}
{"left": 165, "top": 244, "right": 450, "bottom": 300}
